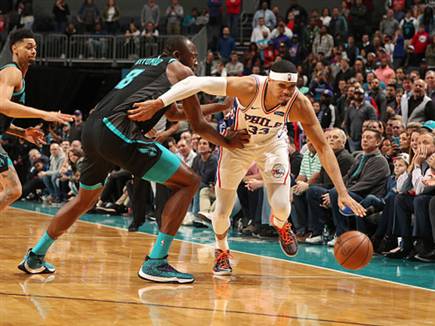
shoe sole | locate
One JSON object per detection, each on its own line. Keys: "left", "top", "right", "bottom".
{"left": 213, "top": 270, "right": 232, "bottom": 276}
{"left": 305, "top": 241, "right": 324, "bottom": 245}
{"left": 137, "top": 269, "right": 194, "bottom": 284}
{"left": 17, "top": 260, "right": 55, "bottom": 274}
{"left": 279, "top": 240, "right": 298, "bottom": 257}
{"left": 415, "top": 256, "right": 435, "bottom": 263}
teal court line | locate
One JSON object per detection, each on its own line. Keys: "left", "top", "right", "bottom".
{"left": 12, "top": 201, "right": 435, "bottom": 291}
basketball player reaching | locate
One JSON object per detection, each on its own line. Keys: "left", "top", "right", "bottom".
{"left": 18, "top": 36, "right": 249, "bottom": 283}
{"left": 0, "top": 29, "right": 73, "bottom": 214}
{"left": 128, "top": 59, "right": 367, "bottom": 275}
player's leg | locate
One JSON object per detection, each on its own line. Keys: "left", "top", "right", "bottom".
{"left": 212, "top": 147, "right": 251, "bottom": 275}
{"left": 18, "top": 154, "right": 111, "bottom": 274}
{"left": 0, "top": 150, "right": 22, "bottom": 212}
{"left": 133, "top": 142, "right": 200, "bottom": 283}
{"left": 257, "top": 140, "right": 298, "bottom": 257}
{"left": 263, "top": 182, "right": 298, "bottom": 257}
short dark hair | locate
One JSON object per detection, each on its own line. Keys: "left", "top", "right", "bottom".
{"left": 163, "top": 35, "right": 190, "bottom": 55}
{"left": 363, "top": 128, "right": 382, "bottom": 141}
{"left": 270, "top": 60, "right": 297, "bottom": 73}
{"left": 9, "top": 28, "right": 35, "bottom": 51}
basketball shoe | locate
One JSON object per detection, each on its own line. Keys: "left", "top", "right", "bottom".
{"left": 274, "top": 222, "right": 298, "bottom": 257}
{"left": 213, "top": 249, "right": 232, "bottom": 275}
{"left": 18, "top": 249, "right": 56, "bottom": 274}
{"left": 138, "top": 256, "right": 194, "bottom": 284}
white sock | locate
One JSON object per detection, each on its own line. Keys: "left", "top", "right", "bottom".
{"left": 271, "top": 215, "right": 286, "bottom": 229}
{"left": 212, "top": 187, "right": 236, "bottom": 252}
{"left": 215, "top": 234, "right": 229, "bottom": 251}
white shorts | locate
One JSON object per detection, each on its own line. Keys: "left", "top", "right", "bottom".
{"left": 216, "top": 137, "right": 290, "bottom": 190}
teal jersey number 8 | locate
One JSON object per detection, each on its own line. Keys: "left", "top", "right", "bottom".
{"left": 115, "top": 69, "right": 145, "bottom": 89}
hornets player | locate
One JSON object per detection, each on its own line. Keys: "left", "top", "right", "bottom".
{"left": 19, "top": 36, "right": 249, "bottom": 283}
{"left": 0, "top": 28, "right": 73, "bottom": 213}
{"left": 128, "top": 59, "right": 367, "bottom": 275}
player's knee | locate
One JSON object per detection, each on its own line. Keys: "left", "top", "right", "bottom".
{"left": 9, "top": 184, "right": 22, "bottom": 201}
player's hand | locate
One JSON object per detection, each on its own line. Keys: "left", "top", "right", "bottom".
{"left": 321, "top": 193, "right": 330, "bottom": 207}
{"left": 337, "top": 192, "right": 366, "bottom": 217}
{"left": 294, "top": 181, "right": 309, "bottom": 194}
{"left": 422, "top": 175, "right": 435, "bottom": 187}
{"left": 154, "top": 130, "right": 170, "bottom": 143}
{"left": 24, "top": 127, "right": 46, "bottom": 146}
{"left": 414, "top": 145, "right": 427, "bottom": 166}
{"left": 43, "top": 111, "right": 74, "bottom": 124}
{"left": 224, "top": 129, "right": 250, "bottom": 149}
{"left": 245, "top": 178, "right": 263, "bottom": 191}
{"left": 427, "top": 153, "right": 435, "bottom": 169}
{"left": 128, "top": 99, "right": 164, "bottom": 122}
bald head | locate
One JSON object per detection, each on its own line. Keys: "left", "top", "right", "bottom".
{"left": 164, "top": 36, "right": 198, "bottom": 70}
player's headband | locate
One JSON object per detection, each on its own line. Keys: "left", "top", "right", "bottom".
{"left": 269, "top": 71, "right": 298, "bottom": 83}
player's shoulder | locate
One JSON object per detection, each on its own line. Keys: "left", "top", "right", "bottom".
{"left": 167, "top": 59, "right": 194, "bottom": 81}
{"left": 0, "top": 64, "right": 22, "bottom": 83}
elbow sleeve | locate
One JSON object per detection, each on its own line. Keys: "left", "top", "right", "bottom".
{"left": 159, "top": 76, "right": 227, "bottom": 107}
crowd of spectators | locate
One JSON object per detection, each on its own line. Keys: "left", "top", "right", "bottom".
{"left": 0, "top": 0, "right": 434, "bottom": 262}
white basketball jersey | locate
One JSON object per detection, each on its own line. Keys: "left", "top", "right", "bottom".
{"left": 233, "top": 75, "right": 299, "bottom": 144}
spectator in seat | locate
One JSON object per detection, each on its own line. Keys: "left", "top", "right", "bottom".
{"left": 21, "top": 149, "right": 49, "bottom": 200}
{"left": 426, "top": 70, "right": 435, "bottom": 103}
{"left": 141, "top": 0, "right": 160, "bottom": 30}
{"left": 177, "top": 138, "right": 196, "bottom": 167}
{"left": 379, "top": 9, "right": 399, "bottom": 37}
{"left": 192, "top": 138, "right": 218, "bottom": 217}
{"left": 253, "top": 1, "right": 276, "bottom": 31}
{"left": 53, "top": 0, "right": 70, "bottom": 33}
{"left": 39, "top": 143, "right": 65, "bottom": 204}
{"left": 399, "top": 10, "right": 417, "bottom": 40}
{"left": 225, "top": 0, "right": 241, "bottom": 39}
{"left": 165, "top": 0, "right": 184, "bottom": 35}
{"left": 299, "top": 129, "right": 354, "bottom": 244}
{"left": 386, "top": 132, "right": 435, "bottom": 259}
{"left": 225, "top": 51, "right": 243, "bottom": 76}
{"left": 343, "top": 87, "right": 377, "bottom": 152}
{"left": 69, "top": 110, "right": 83, "bottom": 142}
{"left": 251, "top": 16, "right": 270, "bottom": 44}
{"left": 329, "top": 7, "right": 348, "bottom": 45}
{"left": 78, "top": 0, "right": 100, "bottom": 33}
{"left": 416, "top": 154, "right": 435, "bottom": 262}
{"left": 326, "top": 129, "right": 390, "bottom": 245}
{"left": 374, "top": 57, "right": 396, "bottom": 86}
{"left": 401, "top": 79, "right": 435, "bottom": 125}
{"left": 312, "top": 25, "right": 334, "bottom": 58}
{"left": 142, "top": 21, "right": 159, "bottom": 41}
{"left": 217, "top": 26, "right": 235, "bottom": 63}
{"left": 411, "top": 24, "right": 430, "bottom": 64}
{"left": 369, "top": 78, "right": 387, "bottom": 122}
{"left": 102, "top": 0, "right": 120, "bottom": 35}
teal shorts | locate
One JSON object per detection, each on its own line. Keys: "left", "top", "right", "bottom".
{"left": 0, "top": 144, "right": 12, "bottom": 173}
{"left": 79, "top": 117, "right": 182, "bottom": 190}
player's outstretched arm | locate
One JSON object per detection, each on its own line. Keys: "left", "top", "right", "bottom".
{"left": 128, "top": 71, "right": 256, "bottom": 121}
{"left": 0, "top": 67, "right": 74, "bottom": 124}
{"left": 180, "top": 94, "right": 250, "bottom": 150}
{"left": 165, "top": 97, "right": 234, "bottom": 121}
{"left": 290, "top": 95, "right": 366, "bottom": 217}
{"left": 6, "top": 124, "right": 46, "bottom": 146}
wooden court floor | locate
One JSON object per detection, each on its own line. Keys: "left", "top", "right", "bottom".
{"left": 1, "top": 207, "right": 435, "bottom": 326}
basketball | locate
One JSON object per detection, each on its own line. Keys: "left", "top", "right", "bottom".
{"left": 334, "top": 231, "right": 373, "bottom": 270}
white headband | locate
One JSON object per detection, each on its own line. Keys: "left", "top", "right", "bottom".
{"left": 269, "top": 71, "right": 298, "bottom": 83}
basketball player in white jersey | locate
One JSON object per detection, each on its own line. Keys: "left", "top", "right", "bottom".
{"left": 128, "top": 60, "right": 366, "bottom": 275}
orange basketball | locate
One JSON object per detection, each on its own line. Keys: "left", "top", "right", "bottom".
{"left": 334, "top": 231, "right": 373, "bottom": 270}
